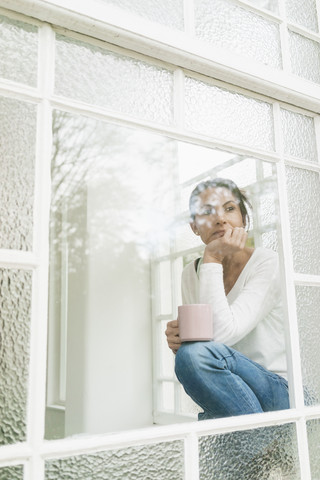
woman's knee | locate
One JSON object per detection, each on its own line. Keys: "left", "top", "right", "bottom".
{"left": 175, "top": 341, "right": 210, "bottom": 380}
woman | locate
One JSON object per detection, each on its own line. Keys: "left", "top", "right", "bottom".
{"left": 165, "top": 178, "right": 289, "bottom": 419}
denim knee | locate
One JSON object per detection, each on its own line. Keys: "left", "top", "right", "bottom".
{"left": 175, "top": 341, "right": 209, "bottom": 380}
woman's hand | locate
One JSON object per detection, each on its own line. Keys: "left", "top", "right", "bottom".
{"left": 203, "top": 227, "right": 247, "bottom": 263}
{"left": 165, "top": 320, "right": 181, "bottom": 354}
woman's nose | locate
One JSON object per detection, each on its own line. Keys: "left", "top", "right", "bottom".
{"left": 215, "top": 208, "right": 226, "bottom": 222}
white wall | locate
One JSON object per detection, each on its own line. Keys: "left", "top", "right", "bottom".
{"left": 65, "top": 178, "right": 153, "bottom": 436}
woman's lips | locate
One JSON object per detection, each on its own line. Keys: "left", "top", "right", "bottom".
{"left": 213, "top": 230, "right": 226, "bottom": 238}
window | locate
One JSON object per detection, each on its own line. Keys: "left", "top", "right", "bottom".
{"left": 0, "top": 1, "right": 320, "bottom": 478}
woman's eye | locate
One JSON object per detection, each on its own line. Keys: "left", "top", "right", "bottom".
{"left": 198, "top": 208, "right": 212, "bottom": 215}
{"left": 226, "top": 206, "right": 235, "bottom": 212}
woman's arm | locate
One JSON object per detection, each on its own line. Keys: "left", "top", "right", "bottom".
{"left": 199, "top": 252, "right": 280, "bottom": 346}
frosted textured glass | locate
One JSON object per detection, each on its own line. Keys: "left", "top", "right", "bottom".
{"left": 194, "top": 0, "right": 282, "bottom": 68}
{"left": 185, "top": 77, "right": 274, "bottom": 151}
{"left": 0, "top": 269, "right": 32, "bottom": 444}
{"left": 296, "top": 286, "right": 320, "bottom": 406}
{"left": 285, "top": 0, "right": 318, "bottom": 32}
{"left": 55, "top": 35, "right": 173, "bottom": 125}
{"left": 285, "top": 167, "right": 320, "bottom": 275}
{"left": 45, "top": 442, "right": 184, "bottom": 479}
{"left": 289, "top": 31, "right": 320, "bottom": 83}
{"left": 262, "top": 231, "right": 278, "bottom": 251}
{"left": 0, "top": 15, "right": 37, "bottom": 86}
{"left": 98, "top": 0, "right": 184, "bottom": 29}
{"left": 307, "top": 418, "right": 320, "bottom": 477}
{"left": 259, "top": 191, "right": 276, "bottom": 227}
{"left": 199, "top": 423, "right": 300, "bottom": 479}
{"left": 0, "top": 465, "right": 23, "bottom": 479}
{"left": 0, "top": 97, "right": 36, "bottom": 250}
{"left": 281, "top": 109, "right": 318, "bottom": 162}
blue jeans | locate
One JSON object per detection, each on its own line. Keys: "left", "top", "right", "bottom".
{"left": 175, "top": 341, "right": 289, "bottom": 419}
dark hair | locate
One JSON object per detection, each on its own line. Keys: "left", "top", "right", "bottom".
{"left": 189, "top": 177, "right": 252, "bottom": 228}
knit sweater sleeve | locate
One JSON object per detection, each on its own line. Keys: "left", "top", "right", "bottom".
{"left": 199, "top": 251, "right": 279, "bottom": 346}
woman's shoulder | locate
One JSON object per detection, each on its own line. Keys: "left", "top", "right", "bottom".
{"left": 252, "top": 247, "right": 279, "bottom": 262}
{"left": 248, "top": 247, "right": 279, "bottom": 273}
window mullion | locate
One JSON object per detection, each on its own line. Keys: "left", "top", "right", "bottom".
{"left": 27, "top": 22, "right": 55, "bottom": 480}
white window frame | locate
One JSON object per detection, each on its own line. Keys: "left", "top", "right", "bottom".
{"left": 0, "top": 1, "right": 319, "bottom": 479}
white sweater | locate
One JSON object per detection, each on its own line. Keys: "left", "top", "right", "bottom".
{"left": 181, "top": 247, "right": 287, "bottom": 378}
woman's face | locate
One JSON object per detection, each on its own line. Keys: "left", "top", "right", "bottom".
{"left": 190, "top": 187, "right": 245, "bottom": 245}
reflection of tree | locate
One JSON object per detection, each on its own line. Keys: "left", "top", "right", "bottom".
{"left": 50, "top": 110, "right": 177, "bottom": 271}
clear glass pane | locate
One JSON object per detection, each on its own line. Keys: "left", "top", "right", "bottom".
{"left": 307, "top": 418, "right": 320, "bottom": 477}
{"left": 98, "top": 0, "right": 184, "bottom": 30}
{"left": 49, "top": 112, "right": 177, "bottom": 436}
{"left": 296, "top": 286, "right": 320, "bottom": 406}
{"left": 285, "top": 166, "right": 320, "bottom": 275}
{"left": 45, "top": 442, "right": 184, "bottom": 479}
{"left": 185, "top": 76, "right": 275, "bottom": 151}
{"left": 0, "top": 269, "right": 32, "bottom": 445}
{"left": 55, "top": 35, "right": 173, "bottom": 125}
{"left": 177, "top": 143, "right": 234, "bottom": 185}
{"left": 162, "top": 381, "right": 175, "bottom": 411}
{"left": 0, "top": 97, "right": 36, "bottom": 250}
{"left": 159, "top": 261, "right": 172, "bottom": 314}
{"left": 199, "top": 424, "right": 300, "bottom": 479}
{"left": 0, "top": 15, "right": 38, "bottom": 86}
{"left": 194, "top": 0, "right": 282, "bottom": 69}
{"left": 179, "top": 384, "right": 202, "bottom": 416}
{"left": 281, "top": 109, "right": 318, "bottom": 162}
{"left": 175, "top": 222, "right": 203, "bottom": 252}
{"left": 217, "top": 157, "right": 258, "bottom": 187}
{"left": 289, "top": 30, "right": 320, "bottom": 84}
{"left": 0, "top": 465, "right": 23, "bottom": 480}
{"left": 248, "top": 0, "right": 279, "bottom": 13}
{"left": 160, "top": 321, "right": 175, "bottom": 377}
{"left": 285, "top": 0, "right": 318, "bottom": 32}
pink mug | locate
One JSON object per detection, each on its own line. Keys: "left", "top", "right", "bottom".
{"left": 178, "top": 304, "right": 213, "bottom": 342}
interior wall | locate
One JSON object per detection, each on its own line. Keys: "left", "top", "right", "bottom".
{"left": 65, "top": 178, "right": 153, "bottom": 436}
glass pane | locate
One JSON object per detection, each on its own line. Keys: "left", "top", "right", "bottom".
{"left": 98, "top": 0, "right": 184, "bottom": 30}
{"left": 159, "top": 261, "right": 172, "bottom": 314}
{"left": 281, "top": 109, "right": 318, "bottom": 162}
{"left": 179, "top": 384, "right": 202, "bottom": 416}
{"left": 0, "top": 269, "right": 32, "bottom": 445}
{"left": 289, "top": 30, "right": 320, "bottom": 83}
{"left": 162, "top": 382, "right": 175, "bottom": 411}
{"left": 185, "top": 76, "right": 275, "bottom": 151}
{"left": 194, "top": 0, "right": 282, "bottom": 68}
{"left": 0, "top": 465, "right": 23, "bottom": 480}
{"left": 160, "top": 320, "right": 175, "bottom": 377}
{"left": 296, "top": 286, "right": 320, "bottom": 406}
{"left": 248, "top": 0, "right": 279, "bottom": 13}
{"left": 55, "top": 35, "right": 173, "bottom": 125}
{"left": 285, "top": 166, "right": 320, "bottom": 275}
{"left": 45, "top": 442, "right": 184, "bottom": 479}
{"left": 46, "top": 113, "right": 285, "bottom": 438}
{"left": 0, "top": 15, "right": 38, "bottom": 86}
{"left": 285, "top": 0, "right": 318, "bottom": 32}
{"left": 307, "top": 418, "right": 320, "bottom": 477}
{"left": 199, "top": 423, "right": 300, "bottom": 479}
{"left": 48, "top": 111, "right": 179, "bottom": 437}
{"left": 0, "top": 97, "right": 36, "bottom": 250}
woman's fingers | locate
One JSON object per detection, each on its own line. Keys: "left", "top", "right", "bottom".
{"left": 165, "top": 320, "right": 181, "bottom": 352}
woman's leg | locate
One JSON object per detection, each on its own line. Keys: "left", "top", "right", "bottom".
{"left": 175, "top": 341, "right": 289, "bottom": 419}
